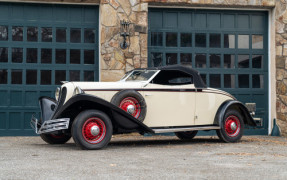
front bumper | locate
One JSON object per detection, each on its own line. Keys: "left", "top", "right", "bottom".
{"left": 30, "top": 115, "right": 70, "bottom": 134}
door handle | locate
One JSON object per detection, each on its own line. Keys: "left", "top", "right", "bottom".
{"left": 145, "top": 94, "right": 152, "bottom": 96}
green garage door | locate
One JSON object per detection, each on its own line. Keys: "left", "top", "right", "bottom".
{"left": 0, "top": 3, "right": 99, "bottom": 136}
{"left": 148, "top": 9, "right": 268, "bottom": 135}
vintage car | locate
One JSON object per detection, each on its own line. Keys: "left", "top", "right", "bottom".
{"left": 31, "top": 65, "right": 256, "bottom": 150}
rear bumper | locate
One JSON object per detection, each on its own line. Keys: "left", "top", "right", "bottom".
{"left": 30, "top": 115, "right": 70, "bottom": 134}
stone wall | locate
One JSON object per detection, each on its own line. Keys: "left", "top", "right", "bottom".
{"left": 275, "top": 0, "right": 287, "bottom": 136}
{"left": 100, "top": 0, "right": 148, "bottom": 81}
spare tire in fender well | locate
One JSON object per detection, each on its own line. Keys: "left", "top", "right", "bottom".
{"left": 111, "top": 90, "right": 147, "bottom": 122}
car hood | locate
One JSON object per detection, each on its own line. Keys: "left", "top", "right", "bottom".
{"left": 71, "top": 81, "right": 146, "bottom": 90}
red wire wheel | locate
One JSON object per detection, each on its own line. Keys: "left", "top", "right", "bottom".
{"left": 119, "top": 97, "right": 141, "bottom": 118}
{"left": 224, "top": 115, "right": 241, "bottom": 137}
{"left": 82, "top": 117, "right": 106, "bottom": 144}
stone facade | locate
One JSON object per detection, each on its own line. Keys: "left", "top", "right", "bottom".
{"left": 100, "top": 0, "right": 148, "bottom": 81}
{"left": 275, "top": 0, "right": 287, "bottom": 136}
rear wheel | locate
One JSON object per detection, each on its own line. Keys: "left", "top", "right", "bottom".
{"left": 175, "top": 131, "right": 198, "bottom": 140}
{"left": 72, "top": 110, "right": 113, "bottom": 150}
{"left": 216, "top": 109, "right": 244, "bottom": 143}
{"left": 40, "top": 133, "right": 71, "bottom": 144}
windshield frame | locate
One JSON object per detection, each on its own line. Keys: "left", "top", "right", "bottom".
{"left": 120, "top": 70, "right": 160, "bottom": 82}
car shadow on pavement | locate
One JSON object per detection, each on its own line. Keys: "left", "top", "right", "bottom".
{"left": 30, "top": 137, "right": 249, "bottom": 150}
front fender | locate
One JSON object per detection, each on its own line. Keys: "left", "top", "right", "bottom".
{"left": 52, "top": 94, "right": 154, "bottom": 133}
{"left": 214, "top": 100, "right": 257, "bottom": 127}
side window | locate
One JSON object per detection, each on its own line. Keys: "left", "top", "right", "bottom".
{"left": 169, "top": 77, "right": 193, "bottom": 84}
{"left": 152, "top": 70, "right": 193, "bottom": 85}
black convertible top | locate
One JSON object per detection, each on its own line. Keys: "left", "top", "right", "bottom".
{"left": 135, "top": 65, "right": 207, "bottom": 88}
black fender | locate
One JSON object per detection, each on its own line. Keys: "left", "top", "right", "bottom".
{"left": 214, "top": 100, "right": 257, "bottom": 127}
{"left": 51, "top": 94, "right": 154, "bottom": 133}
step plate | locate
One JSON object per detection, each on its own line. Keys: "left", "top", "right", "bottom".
{"left": 152, "top": 126, "right": 220, "bottom": 134}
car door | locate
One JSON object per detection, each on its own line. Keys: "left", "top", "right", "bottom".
{"left": 142, "top": 82, "right": 196, "bottom": 128}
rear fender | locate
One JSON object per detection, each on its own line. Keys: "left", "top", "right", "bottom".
{"left": 52, "top": 94, "right": 154, "bottom": 133}
{"left": 214, "top": 100, "right": 257, "bottom": 127}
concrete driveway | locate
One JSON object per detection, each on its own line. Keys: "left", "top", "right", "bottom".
{"left": 0, "top": 134, "right": 287, "bottom": 180}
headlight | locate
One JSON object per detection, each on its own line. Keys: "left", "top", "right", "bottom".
{"left": 73, "top": 86, "right": 84, "bottom": 95}
{"left": 55, "top": 87, "right": 61, "bottom": 101}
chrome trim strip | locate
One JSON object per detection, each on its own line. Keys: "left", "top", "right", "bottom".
{"left": 152, "top": 126, "right": 220, "bottom": 133}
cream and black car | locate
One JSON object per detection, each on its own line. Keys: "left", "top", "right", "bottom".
{"left": 31, "top": 65, "right": 256, "bottom": 150}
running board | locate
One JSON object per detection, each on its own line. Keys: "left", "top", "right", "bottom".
{"left": 152, "top": 126, "right": 220, "bottom": 134}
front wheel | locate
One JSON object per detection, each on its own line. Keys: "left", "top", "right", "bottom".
{"left": 216, "top": 109, "right": 244, "bottom": 143}
{"left": 72, "top": 110, "right": 113, "bottom": 150}
{"left": 175, "top": 131, "right": 198, "bottom": 140}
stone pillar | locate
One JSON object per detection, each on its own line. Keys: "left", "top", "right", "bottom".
{"left": 100, "top": 0, "right": 148, "bottom": 81}
{"left": 275, "top": 0, "right": 287, "bottom": 136}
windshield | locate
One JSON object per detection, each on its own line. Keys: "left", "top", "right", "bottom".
{"left": 125, "top": 70, "right": 158, "bottom": 82}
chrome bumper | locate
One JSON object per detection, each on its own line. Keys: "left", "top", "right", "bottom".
{"left": 30, "top": 115, "right": 70, "bottom": 134}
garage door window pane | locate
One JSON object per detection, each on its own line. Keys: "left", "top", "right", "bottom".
{"left": 200, "top": 74, "right": 206, "bottom": 85}
{"left": 224, "top": 54, "right": 235, "bottom": 68}
{"left": 195, "top": 54, "right": 206, "bottom": 68}
{"left": 252, "top": 74, "right": 263, "bottom": 88}
{"left": 195, "top": 33, "right": 206, "bottom": 47}
{"left": 238, "top": 74, "right": 249, "bottom": 88}
{"left": 84, "top": 29, "right": 95, "bottom": 43}
{"left": 55, "top": 70, "right": 66, "bottom": 85}
{"left": 56, "top": 49, "right": 66, "bottom": 64}
{"left": 210, "top": 54, "right": 220, "bottom": 68}
{"left": 0, "top": 69, "right": 7, "bottom": 84}
{"left": 84, "top": 71, "right": 94, "bottom": 81}
{"left": 181, "top": 33, "right": 192, "bottom": 47}
{"left": 70, "top": 70, "right": 80, "bottom": 81}
{"left": 252, "top": 35, "right": 263, "bottom": 49}
{"left": 210, "top": 74, "right": 221, "bottom": 88}
{"left": 224, "top": 34, "right": 235, "bottom": 48}
{"left": 27, "top": 27, "right": 38, "bottom": 42}
{"left": 70, "top": 28, "right": 81, "bottom": 43}
{"left": 252, "top": 55, "right": 263, "bottom": 69}
{"left": 70, "top": 49, "right": 81, "bottom": 64}
{"left": 41, "top": 49, "right": 52, "bottom": 64}
{"left": 41, "top": 70, "right": 51, "bottom": 85}
{"left": 0, "top": 26, "right": 8, "bottom": 41}
{"left": 42, "top": 27, "right": 52, "bottom": 42}
{"left": 180, "top": 53, "right": 192, "bottom": 65}
{"left": 209, "top": 34, "right": 220, "bottom": 48}
{"left": 151, "top": 52, "right": 162, "bottom": 67}
{"left": 166, "top": 53, "right": 177, "bottom": 65}
{"left": 12, "top": 48, "right": 23, "bottom": 63}
{"left": 151, "top": 32, "right": 163, "bottom": 46}
{"left": 26, "top": 70, "right": 37, "bottom": 85}
{"left": 84, "top": 50, "right": 94, "bottom": 64}
{"left": 56, "top": 28, "right": 66, "bottom": 42}
{"left": 224, "top": 74, "right": 235, "bottom": 88}
{"left": 12, "top": 70, "right": 22, "bottom": 84}
{"left": 0, "top": 48, "right": 8, "bottom": 62}
{"left": 26, "top": 48, "right": 37, "bottom": 63}
{"left": 238, "top": 55, "right": 249, "bottom": 68}
{"left": 166, "top": 33, "right": 177, "bottom": 47}
{"left": 12, "top": 26, "right": 23, "bottom": 41}
{"left": 238, "top": 35, "right": 249, "bottom": 49}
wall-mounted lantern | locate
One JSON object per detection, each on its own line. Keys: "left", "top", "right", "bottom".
{"left": 120, "top": 20, "right": 130, "bottom": 49}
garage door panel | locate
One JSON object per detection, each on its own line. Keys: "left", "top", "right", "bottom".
{"left": 149, "top": 9, "right": 268, "bottom": 134}
{"left": 0, "top": 3, "right": 98, "bottom": 136}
